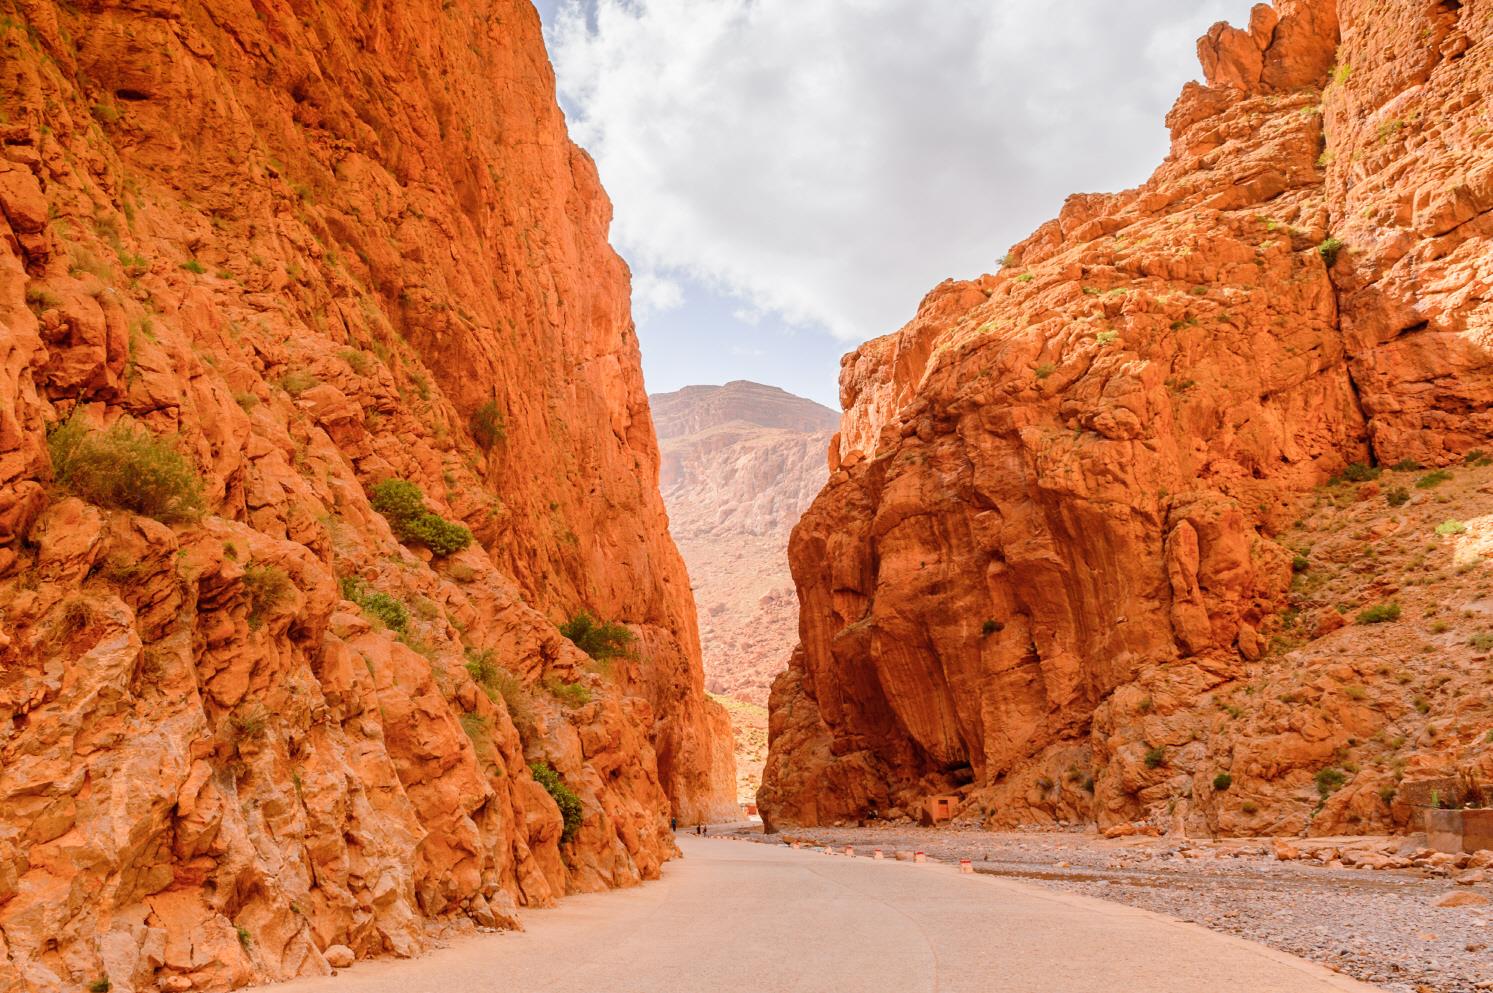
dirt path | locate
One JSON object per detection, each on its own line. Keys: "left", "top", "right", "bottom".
{"left": 723, "top": 826, "right": 1493, "bottom": 993}
{"left": 272, "top": 836, "right": 1379, "bottom": 993}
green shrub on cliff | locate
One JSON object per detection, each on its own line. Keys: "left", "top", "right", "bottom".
{"left": 559, "top": 610, "right": 635, "bottom": 663}
{"left": 470, "top": 400, "right": 506, "bottom": 450}
{"left": 530, "top": 762, "right": 583, "bottom": 843}
{"left": 47, "top": 413, "right": 204, "bottom": 523}
{"left": 370, "top": 478, "right": 472, "bottom": 556}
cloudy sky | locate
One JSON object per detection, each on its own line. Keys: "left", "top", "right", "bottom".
{"left": 532, "top": 0, "right": 1253, "bottom": 407}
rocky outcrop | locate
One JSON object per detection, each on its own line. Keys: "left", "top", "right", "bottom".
{"left": 652, "top": 381, "right": 838, "bottom": 705}
{"left": 0, "top": 1, "right": 731, "bottom": 990}
{"left": 761, "top": 0, "right": 1493, "bottom": 838}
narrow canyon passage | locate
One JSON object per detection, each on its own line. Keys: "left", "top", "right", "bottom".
{"left": 273, "top": 838, "right": 1374, "bottom": 993}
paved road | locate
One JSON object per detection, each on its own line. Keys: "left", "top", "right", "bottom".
{"left": 276, "top": 836, "right": 1381, "bottom": 993}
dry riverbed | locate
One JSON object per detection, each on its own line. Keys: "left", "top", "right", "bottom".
{"left": 720, "top": 824, "right": 1493, "bottom": 993}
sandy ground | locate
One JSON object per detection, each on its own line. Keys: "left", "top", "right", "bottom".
{"left": 270, "top": 835, "right": 1382, "bottom": 993}
{"left": 721, "top": 825, "right": 1493, "bottom": 993}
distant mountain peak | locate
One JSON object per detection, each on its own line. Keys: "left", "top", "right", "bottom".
{"left": 650, "top": 381, "right": 839, "bottom": 440}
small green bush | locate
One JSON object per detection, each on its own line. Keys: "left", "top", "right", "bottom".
{"left": 1469, "top": 633, "right": 1493, "bottom": 652}
{"left": 47, "top": 414, "right": 205, "bottom": 523}
{"left": 1341, "top": 462, "right": 1379, "bottom": 483}
{"left": 559, "top": 610, "right": 635, "bottom": 663}
{"left": 1390, "top": 458, "right": 1421, "bottom": 472}
{"left": 1385, "top": 487, "right": 1410, "bottom": 508}
{"left": 370, "top": 479, "right": 472, "bottom": 556}
{"left": 1143, "top": 745, "right": 1166, "bottom": 769}
{"left": 1465, "top": 449, "right": 1490, "bottom": 467}
{"left": 243, "top": 563, "right": 293, "bottom": 629}
{"left": 340, "top": 576, "right": 409, "bottom": 633}
{"left": 1212, "top": 773, "right": 1233, "bottom": 792}
{"left": 1317, "top": 237, "right": 1344, "bottom": 267}
{"left": 1291, "top": 554, "right": 1310, "bottom": 573}
{"left": 981, "top": 618, "right": 1004, "bottom": 636}
{"left": 1436, "top": 520, "right": 1467, "bottom": 536}
{"left": 278, "top": 369, "right": 319, "bottom": 396}
{"left": 459, "top": 711, "right": 488, "bottom": 744}
{"left": 530, "top": 762, "right": 583, "bottom": 843}
{"left": 1095, "top": 330, "right": 1118, "bottom": 345}
{"left": 1416, "top": 469, "right": 1453, "bottom": 489}
{"left": 464, "top": 647, "right": 499, "bottom": 687}
{"left": 338, "top": 348, "right": 373, "bottom": 376}
{"left": 87, "top": 980, "right": 111, "bottom": 993}
{"left": 470, "top": 400, "right": 506, "bottom": 450}
{"left": 545, "top": 678, "right": 593, "bottom": 708}
{"left": 180, "top": 258, "right": 207, "bottom": 275}
{"left": 1315, "top": 767, "right": 1347, "bottom": 798}
{"left": 1355, "top": 602, "right": 1401, "bottom": 625}
{"left": 1034, "top": 362, "right": 1056, "bottom": 380}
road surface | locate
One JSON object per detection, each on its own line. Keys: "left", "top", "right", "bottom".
{"left": 275, "top": 835, "right": 1381, "bottom": 993}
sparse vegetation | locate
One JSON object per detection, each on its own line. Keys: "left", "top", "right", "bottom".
{"left": 1095, "top": 330, "right": 1118, "bottom": 346}
{"left": 86, "top": 980, "right": 111, "bottom": 993}
{"left": 243, "top": 564, "right": 293, "bottom": 629}
{"left": 1385, "top": 486, "right": 1410, "bottom": 507}
{"left": 1341, "top": 462, "right": 1379, "bottom": 483}
{"left": 47, "top": 413, "right": 205, "bottom": 523}
{"left": 339, "top": 576, "right": 409, "bottom": 632}
{"left": 1035, "top": 362, "right": 1056, "bottom": 380}
{"left": 370, "top": 479, "right": 472, "bottom": 556}
{"left": 1212, "top": 773, "right": 1233, "bottom": 792}
{"left": 1436, "top": 520, "right": 1467, "bottom": 536}
{"left": 230, "top": 707, "right": 268, "bottom": 740}
{"left": 981, "top": 618, "right": 1004, "bottom": 637}
{"left": 338, "top": 348, "right": 374, "bottom": 376}
{"left": 1355, "top": 602, "right": 1401, "bottom": 625}
{"left": 25, "top": 286, "right": 59, "bottom": 312}
{"left": 1315, "top": 767, "right": 1347, "bottom": 799}
{"left": 1144, "top": 745, "right": 1167, "bottom": 769}
{"left": 1469, "top": 633, "right": 1493, "bottom": 652}
{"left": 558, "top": 610, "right": 635, "bottom": 663}
{"left": 180, "top": 258, "right": 207, "bottom": 275}
{"left": 530, "top": 761, "right": 583, "bottom": 843}
{"left": 1318, "top": 237, "right": 1345, "bottom": 267}
{"left": 470, "top": 400, "right": 506, "bottom": 450}
{"left": 544, "top": 678, "right": 593, "bottom": 708}
{"left": 278, "top": 368, "right": 319, "bottom": 396}
{"left": 236, "top": 925, "right": 253, "bottom": 950}
{"left": 1416, "top": 469, "right": 1453, "bottom": 489}
{"left": 1292, "top": 554, "right": 1310, "bottom": 573}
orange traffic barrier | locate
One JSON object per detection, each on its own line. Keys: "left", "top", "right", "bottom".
{"left": 914, "top": 851, "right": 927, "bottom": 864}
{"left": 844, "top": 846, "right": 855, "bottom": 857}
{"left": 959, "top": 859, "right": 973, "bottom": 874}
{"left": 873, "top": 848, "right": 884, "bottom": 860}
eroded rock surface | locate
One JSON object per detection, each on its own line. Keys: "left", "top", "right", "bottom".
{"left": 0, "top": 2, "right": 731, "bottom": 990}
{"left": 761, "top": 0, "right": 1493, "bottom": 838}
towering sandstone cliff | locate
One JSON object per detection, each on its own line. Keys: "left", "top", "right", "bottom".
{"left": 762, "top": 0, "right": 1493, "bottom": 838}
{"left": 652, "top": 381, "right": 837, "bottom": 706}
{"left": 0, "top": 1, "right": 732, "bottom": 990}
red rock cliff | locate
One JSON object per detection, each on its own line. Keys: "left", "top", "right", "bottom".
{"left": 761, "top": 0, "right": 1493, "bottom": 836}
{"left": 0, "top": 0, "right": 732, "bottom": 989}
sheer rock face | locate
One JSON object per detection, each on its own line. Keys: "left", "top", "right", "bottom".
{"left": 652, "top": 382, "right": 838, "bottom": 706}
{"left": 0, "top": 1, "right": 731, "bottom": 990}
{"left": 761, "top": 0, "right": 1493, "bottom": 836}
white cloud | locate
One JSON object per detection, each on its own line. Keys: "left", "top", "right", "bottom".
{"left": 632, "top": 270, "right": 686, "bottom": 316}
{"left": 550, "top": 0, "right": 1252, "bottom": 342}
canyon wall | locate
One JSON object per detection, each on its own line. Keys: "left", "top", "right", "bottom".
{"left": 652, "top": 381, "right": 837, "bottom": 705}
{"left": 761, "top": 0, "right": 1493, "bottom": 838}
{"left": 0, "top": 1, "right": 732, "bottom": 990}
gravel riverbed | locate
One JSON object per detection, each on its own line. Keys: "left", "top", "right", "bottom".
{"left": 718, "top": 824, "right": 1493, "bottom": 993}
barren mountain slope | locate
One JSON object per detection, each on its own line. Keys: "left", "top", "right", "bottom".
{"left": 761, "top": 0, "right": 1493, "bottom": 838}
{"left": 0, "top": 2, "right": 732, "bottom": 991}
{"left": 652, "top": 381, "right": 837, "bottom": 705}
